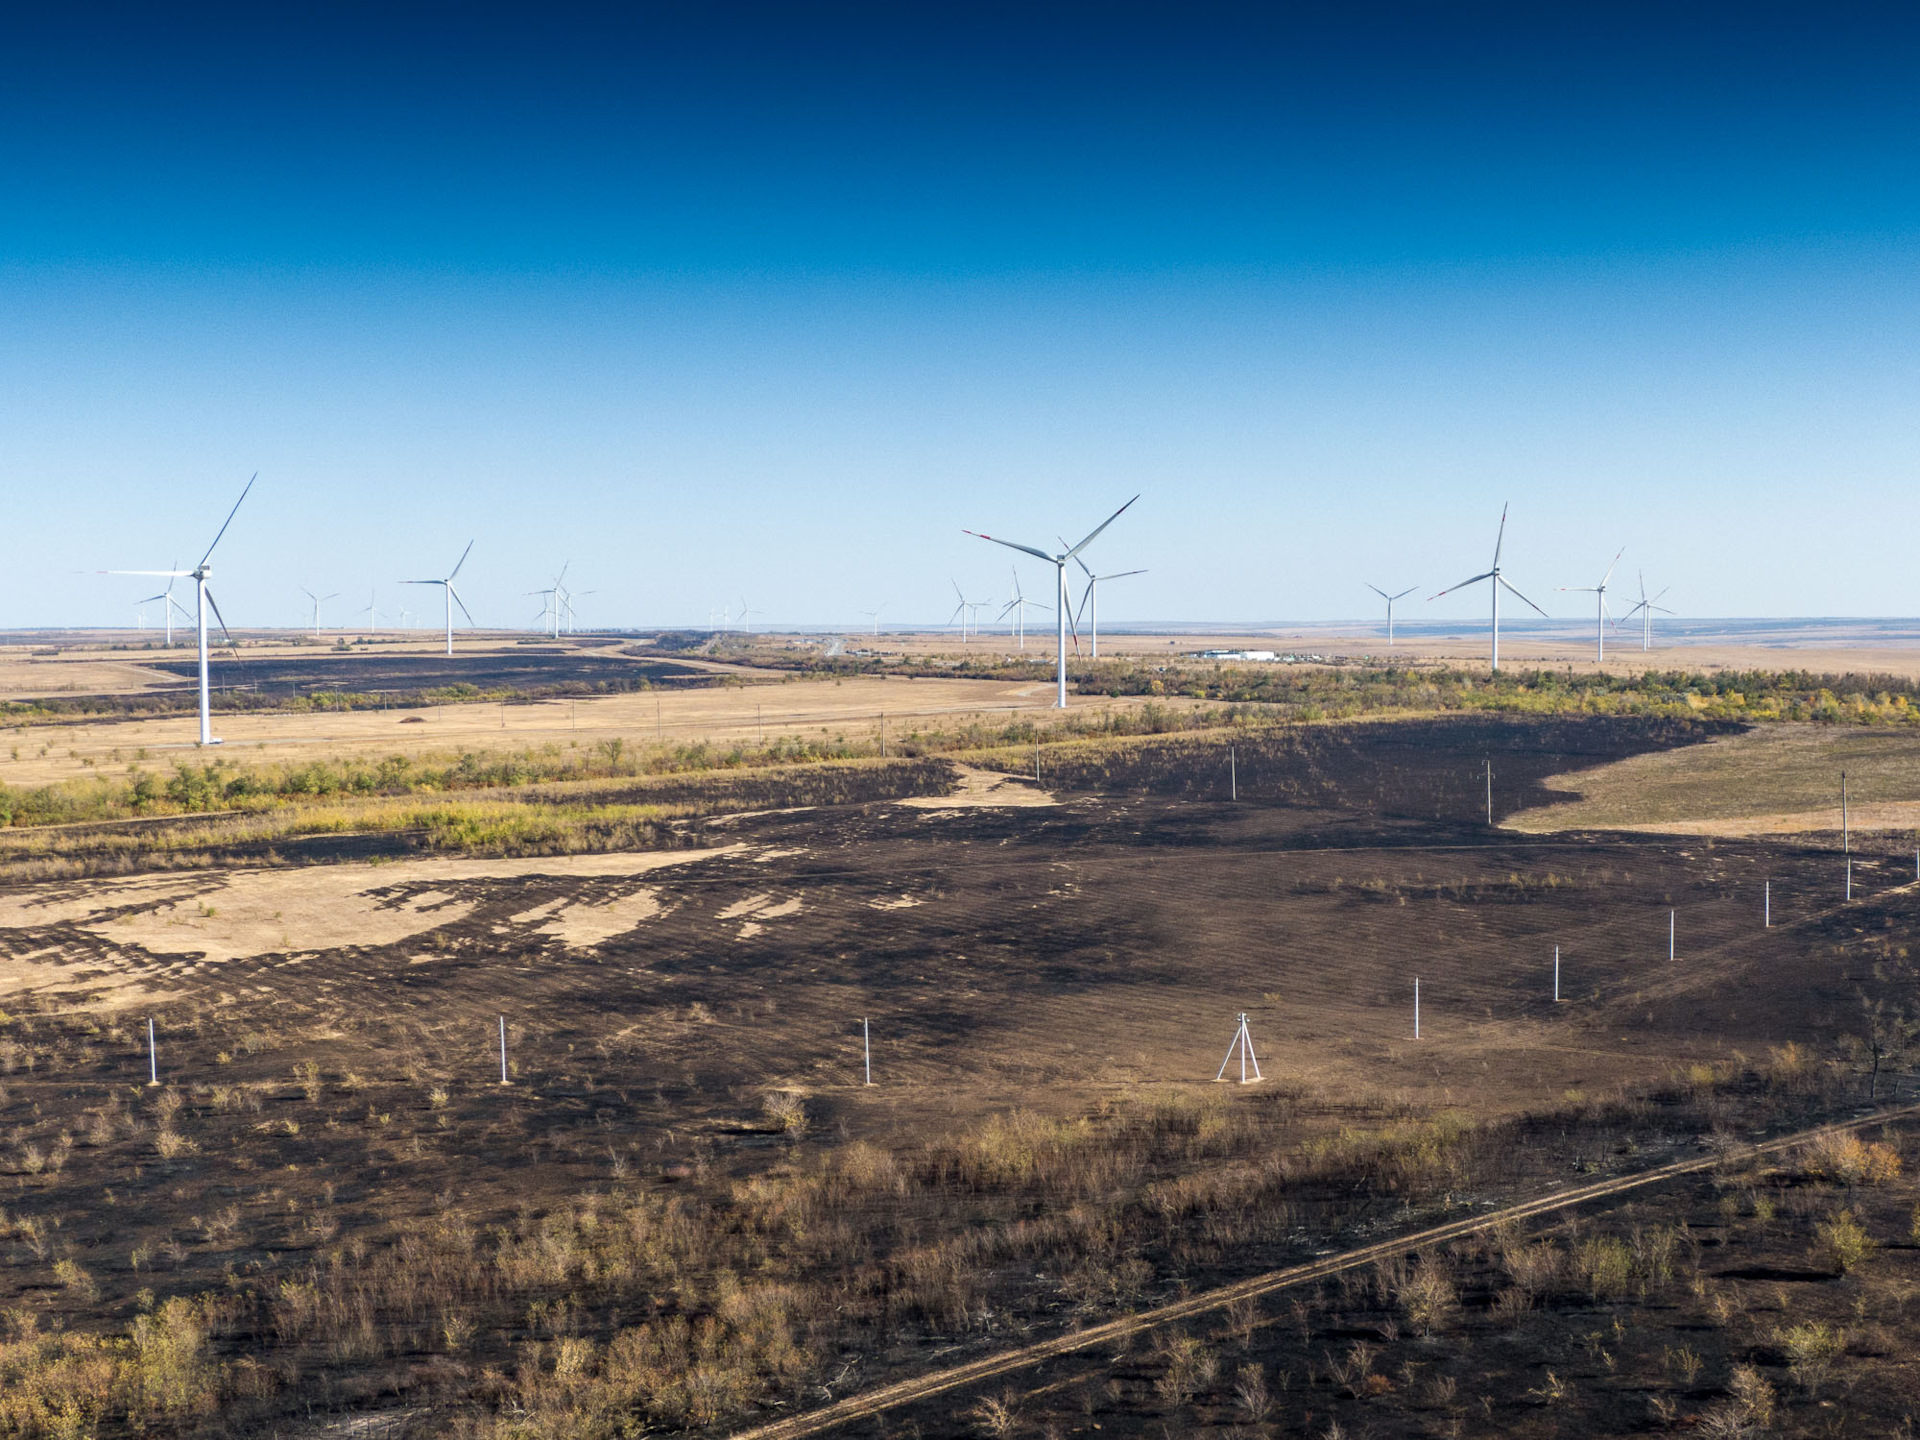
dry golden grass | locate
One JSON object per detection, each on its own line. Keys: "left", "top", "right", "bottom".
{"left": 1508, "top": 724, "right": 1920, "bottom": 837}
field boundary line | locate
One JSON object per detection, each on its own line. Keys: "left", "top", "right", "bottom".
{"left": 728, "top": 1102, "right": 1920, "bottom": 1440}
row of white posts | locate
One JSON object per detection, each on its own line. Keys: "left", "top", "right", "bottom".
{"left": 135, "top": 844, "right": 1920, "bottom": 1087}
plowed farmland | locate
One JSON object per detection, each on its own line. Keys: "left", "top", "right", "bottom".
{"left": 1, "top": 714, "right": 1912, "bottom": 1439}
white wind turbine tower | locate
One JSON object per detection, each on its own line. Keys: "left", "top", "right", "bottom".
{"left": 135, "top": 566, "right": 192, "bottom": 646}
{"left": 362, "top": 589, "right": 380, "bottom": 638}
{"left": 1366, "top": 584, "right": 1417, "bottom": 646}
{"left": 401, "top": 541, "right": 475, "bottom": 657}
{"left": 947, "top": 580, "right": 974, "bottom": 643}
{"left": 300, "top": 587, "right": 341, "bottom": 639}
{"left": 104, "top": 474, "right": 256, "bottom": 746}
{"left": 1428, "top": 504, "right": 1547, "bottom": 673}
{"left": 966, "top": 495, "right": 1139, "bottom": 708}
{"left": 1617, "top": 571, "right": 1674, "bottom": 651}
{"left": 857, "top": 605, "right": 884, "bottom": 636}
{"left": 527, "top": 563, "right": 569, "bottom": 638}
{"left": 1069, "top": 557, "right": 1145, "bottom": 660}
{"left": 1558, "top": 548, "right": 1625, "bottom": 664}
{"left": 998, "top": 570, "right": 1050, "bottom": 650}
{"left": 564, "top": 589, "right": 595, "bottom": 634}
{"left": 737, "top": 599, "right": 759, "bottom": 635}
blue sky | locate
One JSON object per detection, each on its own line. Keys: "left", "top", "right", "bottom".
{"left": 6, "top": 4, "right": 1920, "bottom": 630}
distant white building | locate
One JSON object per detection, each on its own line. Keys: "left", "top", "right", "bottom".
{"left": 1194, "top": 649, "right": 1279, "bottom": 662}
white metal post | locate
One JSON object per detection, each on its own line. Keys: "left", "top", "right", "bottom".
{"left": 863, "top": 1017, "right": 872, "bottom": 1086}
{"left": 196, "top": 577, "right": 212, "bottom": 745}
{"left": 1842, "top": 771, "right": 1849, "bottom": 854}
{"left": 1485, "top": 760, "right": 1492, "bottom": 825}
{"left": 1846, "top": 858, "right": 1852, "bottom": 901}
{"left": 147, "top": 1018, "right": 159, "bottom": 1086}
{"left": 1553, "top": 945, "right": 1560, "bottom": 1002}
{"left": 1764, "top": 880, "right": 1770, "bottom": 928}
{"left": 498, "top": 1016, "right": 508, "bottom": 1085}
{"left": 1668, "top": 910, "right": 1675, "bottom": 961}
{"left": 1231, "top": 746, "right": 1237, "bottom": 801}
{"left": 1414, "top": 979, "right": 1421, "bottom": 1039}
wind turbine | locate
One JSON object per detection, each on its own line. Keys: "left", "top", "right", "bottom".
{"left": 966, "top": 495, "right": 1139, "bottom": 707}
{"left": 103, "top": 474, "right": 256, "bottom": 746}
{"left": 135, "top": 566, "right": 192, "bottom": 646}
{"left": 1427, "top": 504, "right": 1546, "bottom": 673}
{"left": 737, "top": 599, "right": 759, "bottom": 635}
{"left": 1069, "top": 558, "right": 1145, "bottom": 660}
{"left": 947, "top": 580, "right": 974, "bottom": 643}
{"left": 998, "top": 570, "right": 1050, "bottom": 650}
{"left": 401, "top": 542, "right": 475, "bottom": 657}
{"left": 1366, "top": 584, "right": 1417, "bottom": 646}
{"left": 857, "top": 605, "right": 884, "bottom": 636}
{"left": 564, "top": 590, "right": 595, "bottom": 633}
{"left": 1558, "top": 548, "right": 1625, "bottom": 664}
{"left": 362, "top": 589, "right": 380, "bottom": 638}
{"left": 527, "top": 563, "right": 569, "bottom": 638}
{"left": 1616, "top": 571, "right": 1674, "bottom": 651}
{"left": 300, "top": 587, "right": 341, "bottom": 639}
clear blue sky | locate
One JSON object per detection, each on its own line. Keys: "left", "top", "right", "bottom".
{"left": 7, "top": 3, "right": 1920, "bottom": 630}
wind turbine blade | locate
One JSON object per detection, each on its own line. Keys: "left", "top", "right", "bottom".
{"left": 1066, "top": 588, "right": 1084, "bottom": 656}
{"left": 399, "top": 578, "right": 442, "bottom": 586}
{"left": 1601, "top": 547, "right": 1624, "bottom": 587}
{"left": 1367, "top": 584, "right": 1389, "bottom": 600}
{"left": 1064, "top": 494, "right": 1140, "bottom": 559}
{"left": 1498, "top": 575, "right": 1549, "bottom": 616}
{"left": 1651, "top": 588, "right": 1671, "bottom": 603}
{"left": 1557, "top": 586, "right": 1599, "bottom": 593}
{"left": 1428, "top": 571, "right": 1493, "bottom": 601}
{"left": 204, "top": 589, "right": 237, "bottom": 647}
{"left": 1073, "top": 553, "right": 1095, "bottom": 579}
{"left": 963, "top": 530, "right": 1056, "bottom": 563}
{"left": 448, "top": 585, "right": 477, "bottom": 627}
{"left": 1098, "top": 569, "right": 1147, "bottom": 581}
{"left": 1391, "top": 586, "right": 1417, "bottom": 601}
{"left": 1490, "top": 503, "right": 1508, "bottom": 568}
{"left": 323, "top": 592, "right": 340, "bottom": 602}
{"left": 199, "top": 473, "right": 257, "bottom": 567}
{"left": 103, "top": 570, "right": 192, "bottom": 577}
{"left": 301, "top": 587, "right": 317, "bottom": 602}
{"left": 448, "top": 540, "right": 475, "bottom": 581}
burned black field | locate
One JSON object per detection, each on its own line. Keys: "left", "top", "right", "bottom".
{"left": 146, "top": 645, "right": 713, "bottom": 700}
{"left": 2, "top": 714, "right": 1916, "bottom": 1438}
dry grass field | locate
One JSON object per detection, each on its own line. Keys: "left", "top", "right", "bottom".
{"left": 0, "top": 669, "right": 1104, "bottom": 788}
{"left": 3, "top": 708, "right": 1917, "bottom": 1438}
{"left": 1510, "top": 723, "right": 1920, "bottom": 839}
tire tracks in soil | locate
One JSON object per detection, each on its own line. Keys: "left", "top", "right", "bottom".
{"left": 729, "top": 1102, "right": 1920, "bottom": 1440}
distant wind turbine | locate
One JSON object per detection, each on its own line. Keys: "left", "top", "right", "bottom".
{"left": 362, "top": 588, "right": 380, "bottom": 638}
{"left": 857, "top": 605, "right": 884, "bottom": 636}
{"left": 998, "top": 570, "right": 1050, "bottom": 651}
{"left": 300, "top": 587, "right": 341, "bottom": 638}
{"left": 737, "top": 599, "right": 759, "bottom": 634}
{"left": 135, "top": 565, "right": 192, "bottom": 646}
{"left": 103, "top": 474, "right": 256, "bottom": 745}
{"left": 1428, "top": 504, "right": 1546, "bottom": 673}
{"left": 400, "top": 541, "right": 475, "bottom": 657}
{"left": 1366, "top": 584, "right": 1417, "bottom": 647}
{"left": 1559, "top": 548, "right": 1625, "bottom": 664}
{"left": 1069, "top": 558, "right": 1145, "bottom": 660}
{"left": 1616, "top": 571, "right": 1674, "bottom": 651}
{"left": 966, "top": 495, "right": 1139, "bottom": 707}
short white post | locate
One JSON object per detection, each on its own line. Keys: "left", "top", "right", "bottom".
{"left": 1553, "top": 945, "right": 1560, "bottom": 1003}
{"left": 498, "top": 1016, "right": 508, "bottom": 1085}
{"left": 147, "top": 1018, "right": 159, "bottom": 1086}
{"left": 1764, "top": 879, "right": 1770, "bottom": 928}
{"left": 863, "top": 1017, "right": 872, "bottom": 1086}
{"left": 1414, "top": 978, "right": 1421, "bottom": 1039}
{"left": 1035, "top": 739, "right": 1041, "bottom": 783}
{"left": 1841, "top": 771, "right": 1849, "bottom": 854}
{"left": 1485, "top": 760, "right": 1492, "bottom": 825}
{"left": 1230, "top": 746, "right": 1237, "bottom": 801}
{"left": 1668, "top": 910, "right": 1675, "bottom": 961}
{"left": 1846, "top": 857, "right": 1853, "bottom": 901}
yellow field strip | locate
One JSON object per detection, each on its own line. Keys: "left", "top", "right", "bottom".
{"left": 729, "top": 1102, "right": 1920, "bottom": 1440}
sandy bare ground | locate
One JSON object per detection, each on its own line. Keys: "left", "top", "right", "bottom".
{"left": 0, "top": 672, "right": 1086, "bottom": 786}
{"left": 0, "top": 846, "right": 742, "bottom": 1004}
{"left": 897, "top": 763, "right": 1056, "bottom": 808}
{"left": 1508, "top": 723, "right": 1920, "bottom": 837}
